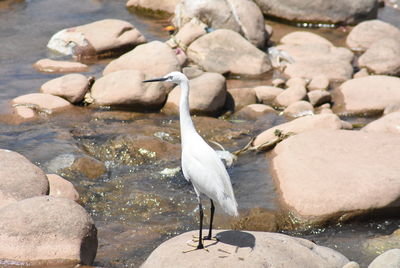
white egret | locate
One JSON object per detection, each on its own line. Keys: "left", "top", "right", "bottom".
{"left": 143, "top": 72, "right": 238, "bottom": 249}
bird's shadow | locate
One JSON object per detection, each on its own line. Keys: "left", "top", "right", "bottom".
{"left": 215, "top": 230, "right": 255, "bottom": 250}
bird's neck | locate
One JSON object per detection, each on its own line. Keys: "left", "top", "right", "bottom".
{"left": 179, "top": 81, "right": 198, "bottom": 145}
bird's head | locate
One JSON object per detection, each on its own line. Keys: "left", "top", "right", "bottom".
{"left": 143, "top": 71, "right": 188, "bottom": 85}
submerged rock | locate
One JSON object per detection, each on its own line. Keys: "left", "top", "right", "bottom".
{"left": 272, "top": 130, "right": 400, "bottom": 228}
{"left": 363, "top": 229, "right": 400, "bottom": 257}
{"left": 0, "top": 149, "right": 49, "bottom": 208}
{"left": 47, "top": 19, "right": 146, "bottom": 58}
{"left": 142, "top": 230, "right": 349, "bottom": 267}
{"left": 0, "top": 196, "right": 97, "bottom": 265}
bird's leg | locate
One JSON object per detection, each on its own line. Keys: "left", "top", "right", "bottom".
{"left": 204, "top": 199, "right": 215, "bottom": 240}
{"left": 197, "top": 201, "right": 204, "bottom": 249}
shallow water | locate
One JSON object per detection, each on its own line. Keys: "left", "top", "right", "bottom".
{"left": 1, "top": 1, "right": 400, "bottom": 267}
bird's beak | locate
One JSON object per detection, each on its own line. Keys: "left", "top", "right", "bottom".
{"left": 142, "top": 77, "right": 168, "bottom": 83}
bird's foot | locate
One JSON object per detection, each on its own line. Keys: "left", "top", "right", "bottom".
{"left": 182, "top": 242, "right": 209, "bottom": 253}
{"left": 192, "top": 234, "right": 218, "bottom": 242}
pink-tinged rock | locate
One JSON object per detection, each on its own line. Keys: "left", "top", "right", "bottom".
{"left": 368, "top": 249, "right": 400, "bottom": 268}
{"left": 0, "top": 196, "right": 97, "bottom": 265}
{"left": 40, "top": 74, "right": 91, "bottom": 104}
{"left": 47, "top": 19, "right": 146, "bottom": 58}
{"left": 281, "top": 31, "right": 333, "bottom": 47}
{"left": 307, "top": 90, "right": 332, "bottom": 106}
{"left": 362, "top": 112, "right": 400, "bottom": 134}
{"left": 271, "top": 129, "right": 400, "bottom": 225}
{"left": 358, "top": 38, "right": 400, "bottom": 76}
{"left": 253, "top": 114, "right": 342, "bottom": 147}
{"left": 384, "top": 103, "right": 400, "bottom": 115}
{"left": 163, "top": 72, "right": 226, "bottom": 115}
{"left": 187, "top": 29, "right": 271, "bottom": 76}
{"left": 47, "top": 174, "right": 79, "bottom": 202}
{"left": 227, "top": 88, "right": 257, "bottom": 110}
{"left": 274, "top": 85, "right": 307, "bottom": 108}
{"left": 33, "top": 59, "right": 89, "bottom": 73}
{"left": 353, "top": 68, "right": 370, "bottom": 78}
{"left": 12, "top": 93, "right": 73, "bottom": 112}
{"left": 285, "top": 77, "right": 307, "bottom": 88}
{"left": 254, "top": 86, "right": 284, "bottom": 105}
{"left": 308, "top": 75, "right": 329, "bottom": 91}
{"left": 166, "top": 19, "right": 207, "bottom": 49}
{"left": 12, "top": 106, "right": 36, "bottom": 120}
{"left": 91, "top": 70, "right": 167, "bottom": 109}
{"left": 126, "top": 0, "right": 180, "bottom": 14}
{"left": 0, "top": 149, "right": 49, "bottom": 208}
{"left": 283, "top": 100, "right": 314, "bottom": 117}
{"left": 103, "top": 41, "right": 180, "bottom": 78}
{"left": 173, "top": 0, "right": 267, "bottom": 48}
{"left": 332, "top": 75, "right": 400, "bottom": 115}
{"left": 346, "top": 20, "right": 400, "bottom": 52}
{"left": 142, "top": 230, "right": 349, "bottom": 268}
{"left": 236, "top": 104, "right": 275, "bottom": 119}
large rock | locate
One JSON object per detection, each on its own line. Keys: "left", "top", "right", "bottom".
{"left": 33, "top": 59, "right": 89, "bottom": 73}
{"left": 90, "top": 70, "right": 167, "bottom": 109}
{"left": 142, "top": 230, "right": 349, "bottom": 267}
{"left": 40, "top": 74, "right": 91, "bottom": 104}
{"left": 166, "top": 18, "right": 207, "bottom": 49}
{"left": 346, "top": 20, "right": 400, "bottom": 52}
{"left": 103, "top": 41, "right": 180, "bottom": 78}
{"left": 187, "top": 29, "right": 271, "bottom": 76}
{"left": 12, "top": 93, "right": 73, "bottom": 114}
{"left": 0, "top": 149, "right": 49, "bottom": 208}
{"left": 0, "top": 196, "right": 97, "bottom": 265}
{"left": 358, "top": 38, "right": 400, "bottom": 76}
{"left": 126, "top": 0, "right": 180, "bottom": 14}
{"left": 163, "top": 72, "right": 226, "bottom": 115}
{"left": 253, "top": 0, "right": 378, "bottom": 24}
{"left": 47, "top": 19, "right": 146, "bottom": 58}
{"left": 362, "top": 112, "right": 400, "bottom": 134}
{"left": 253, "top": 114, "right": 342, "bottom": 147}
{"left": 332, "top": 75, "right": 400, "bottom": 115}
{"left": 272, "top": 130, "right": 400, "bottom": 226}
{"left": 173, "top": 0, "right": 267, "bottom": 48}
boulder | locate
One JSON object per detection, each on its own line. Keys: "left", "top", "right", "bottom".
{"left": 173, "top": 0, "right": 267, "bottom": 48}
{"left": 346, "top": 20, "right": 400, "bottom": 52}
{"left": 0, "top": 149, "right": 49, "bottom": 208}
{"left": 166, "top": 18, "right": 207, "bottom": 49}
{"left": 307, "top": 90, "right": 332, "bottom": 106}
{"left": 12, "top": 93, "right": 73, "bottom": 116}
{"left": 142, "top": 230, "right": 349, "bottom": 267}
{"left": 0, "top": 196, "right": 97, "bottom": 265}
{"left": 33, "top": 59, "right": 88, "bottom": 73}
{"left": 274, "top": 85, "right": 307, "bottom": 107}
{"left": 227, "top": 88, "right": 257, "bottom": 110}
{"left": 47, "top": 19, "right": 146, "bottom": 58}
{"left": 163, "top": 72, "right": 226, "bottom": 115}
{"left": 283, "top": 101, "right": 314, "bottom": 117}
{"left": 358, "top": 38, "right": 400, "bottom": 76}
{"left": 332, "top": 75, "right": 400, "bottom": 115}
{"left": 253, "top": 0, "right": 378, "bottom": 24}
{"left": 254, "top": 86, "right": 284, "bottom": 105}
{"left": 361, "top": 112, "right": 400, "bottom": 134}
{"left": 126, "top": 0, "right": 180, "bottom": 14}
{"left": 187, "top": 29, "right": 271, "bottom": 76}
{"left": 253, "top": 114, "right": 342, "bottom": 147}
{"left": 368, "top": 249, "right": 400, "bottom": 268}
{"left": 40, "top": 74, "right": 91, "bottom": 104}
{"left": 47, "top": 174, "right": 79, "bottom": 202}
{"left": 272, "top": 129, "right": 400, "bottom": 226}
{"left": 90, "top": 70, "right": 167, "bottom": 109}
{"left": 103, "top": 41, "right": 180, "bottom": 78}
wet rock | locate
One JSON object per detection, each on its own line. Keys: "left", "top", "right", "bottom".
{"left": 283, "top": 101, "right": 314, "bottom": 117}
{"left": 12, "top": 93, "right": 73, "bottom": 114}
{"left": 253, "top": 0, "right": 378, "bottom": 24}
{"left": 187, "top": 29, "right": 271, "bottom": 76}
{"left": 272, "top": 130, "right": 400, "bottom": 227}
{"left": 368, "top": 249, "right": 400, "bottom": 268}
{"left": 332, "top": 75, "right": 400, "bottom": 115}
{"left": 91, "top": 70, "right": 167, "bottom": 109}
{"left": 363, "top": 229, "right": 400, "bottom": 257}
{"left": 173, "top": 0, "right": 267, "bottom": 48}
{"left": 40, "top": 74, "right": 91, "bottom": 104}
{"left": 362, "top": 112, "right": 400, "bottom": 134}
{"left": 33, "top": 58, "right": 89, "bottom": 73}
{"left": 274, "top": 85, "right": 307, "bottom": 108}
{"left": 0, "top": 196, "right": 97, "bottom": 265}
{"left": 235, "top": 104, "right": 275, "bottom": 119}
{"left": 47, "top": 174, "right": 79, "bottom": 202}
{"left": 308, "top": 75, "right": 329, "bottom": 91}
{"left": 71, "top": 155, "right": 107, "bottom": 180}
{"left": 164, "top": 72, "right": 226, "bottom": 115}
{"left": 253, "top": 114, "right": 342, "bottom": 147}
{"left": 126, "top": 0, "right": 180, "bottom": 15}
{"left": 254, "top": 86, "right": 284, "bottom": 105}
{"left": 166, "top": 18, "right": 207, "bottom": 49}
{"left": 103, "top": 41, "right": 180, "bottom": 79}
{"left": 307, "top": 90, "right": 332, "bottom": 106}
{"left": 12, "top": 106, "right": 36, "bottom": 120}
{"left": 346, "top": 20, "right": 400, "bottom": 52}
{"left": 47, "top": 19, "right": 146, "bottom": 58}
{"left": 358, "top": 38, "right": 400, "bottom": 76}
{"left": 142, "top": 230, "right": 349, "bottom": 267}
{"left": 227, "top": 88, "right": 257, "bottom": 110}
{"left": 232, "top": 208, "right": 278, "bottom": 232}
{"left": 0, "top": 149, "right": 49, "bottom": 208}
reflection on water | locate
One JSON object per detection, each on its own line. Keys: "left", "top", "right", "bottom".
{"left": 0, "top": 0, "right": 399, "bottom": 267}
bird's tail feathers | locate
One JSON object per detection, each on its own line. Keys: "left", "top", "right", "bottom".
{"left": 219, "top": 195, "right": 239, "bottom": 217}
